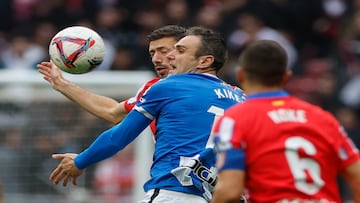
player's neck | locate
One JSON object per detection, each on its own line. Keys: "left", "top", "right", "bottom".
{"left": 194, "top": 68, "right": 217, "bottom": 76}
{"left": 243, "top": 84, "right": 282, "bottom": 95}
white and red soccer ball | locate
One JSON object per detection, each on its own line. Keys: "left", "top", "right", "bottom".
{"left": 49, "top": 26, "right": 105, "bottom": 74}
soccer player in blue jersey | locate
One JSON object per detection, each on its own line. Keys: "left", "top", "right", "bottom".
{"left": 49, "top": 26, "right": 245, "bottom": 203}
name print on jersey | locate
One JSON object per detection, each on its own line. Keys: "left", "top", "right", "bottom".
{"left": 214, "top": 88, "right": 243, "bottom": 102}
{"left": 268, "top": 108, "right": 307, "bottom": 124}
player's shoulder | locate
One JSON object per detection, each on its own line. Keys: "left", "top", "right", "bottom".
{"left": 142, "top": 76, "right": 176, "bottom": 95}
{"left": 152, "top": 73, "right": 196, "bottom": 88}
{"left": 137, "top": 77, "right": 161, "bottom": 92}
{"left": 282, "top": 96, "right": 341, "bottom": 128}
{"left": 222, "top": 100, "right": 251, "bottom": 118}
{"left": 307, "top": 100, "right": 341, "bottom": 124}
{"left": 144, "top": 77, "right": 161, "bottom": 86}
{"left": 291, "top": 97, "right": 334, "bottom": 116}
{"left": 135, "top": 77, "right": 161, "bottom": 95}
{"left": 221, "top": 82, "right": 245, "bottom": 95}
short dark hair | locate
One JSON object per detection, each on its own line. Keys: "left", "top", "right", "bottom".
{"left": 186, "top": 26, "right": 227, "bottom": 72}
{"left": 239, "top": 40, "right": 288, "bottom": 86}
{"left": 147, "top": 25, "right": 186, "bottom": 42}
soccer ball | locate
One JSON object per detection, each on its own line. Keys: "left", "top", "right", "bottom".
{"left": 49, "top": 26, "right": 106, "bottom": 74}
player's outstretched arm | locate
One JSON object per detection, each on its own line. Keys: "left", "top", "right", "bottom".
{"left": 37, "top": 61, "right": 127, "bottom": 124}
{"left": 341, "top": 160, "right": 360, "bottom": 202}
{"left": 50, "top": 153, "right": 84, "bottom": 187}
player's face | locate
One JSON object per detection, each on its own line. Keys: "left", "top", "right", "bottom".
{"left": 149, "top": 37, "right": 178, "bottom": 78}
{"left": 167, "top": 35, "right": 201, "bottom": 74}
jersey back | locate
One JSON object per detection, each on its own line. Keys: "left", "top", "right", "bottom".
{"left": 215, "top": 95, "right": 360, "bottom": 202}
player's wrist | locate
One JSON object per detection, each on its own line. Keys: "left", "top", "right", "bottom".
{"left": 73, "top": 156, "right": 85, "bottom": 170}
{"left": 71, "top": 161, "right": 83, "bottom": 175}
{"left": 54, "top": 77, "right": 72, "bottom": 92}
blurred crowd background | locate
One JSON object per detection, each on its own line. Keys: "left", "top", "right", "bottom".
{"left": 0, "top": 0, "right": 360, "bottom": 202}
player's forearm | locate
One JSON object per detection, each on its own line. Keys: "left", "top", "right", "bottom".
{"left": 351, "top": 176, "right": 360, "bottom": 203}
{"left": 339, "top": 160, "right": 360, "bottom": 203}
{"left": 212, "top": 170, "right": 245, "bottom": 203}
{"left": 55, "top": 80, "right": 126, "bottom": 124}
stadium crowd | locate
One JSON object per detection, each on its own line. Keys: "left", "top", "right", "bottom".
{"left": 0, "top": 0, "right": 359, "bottom": 202}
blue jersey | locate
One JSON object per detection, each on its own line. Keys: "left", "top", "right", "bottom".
{"left": 74, "top": 73, "right": 244, "bottom": 199}
{"left": 138, "top": 73, "right": 244, "bottom": 196}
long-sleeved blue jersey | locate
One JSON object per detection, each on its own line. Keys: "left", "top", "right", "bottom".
{"left": 74, "top": 73, "right": 245, "bottom": 199}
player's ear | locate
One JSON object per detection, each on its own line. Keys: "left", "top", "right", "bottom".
{"left": 282, "top": 70, "right": 292, "bottom": 86}
{"left": 236, "top": 66, "right": 244, "bottom": 84}
{"left": 198, "top": 55, "right": 214, "bottom": 69}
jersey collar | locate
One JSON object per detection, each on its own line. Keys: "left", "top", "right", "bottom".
{"left": 186, "top": 72, "right": 221, "bottom": 81}
{"left": 246, "top": 90, "right": 289, "bottom": 100}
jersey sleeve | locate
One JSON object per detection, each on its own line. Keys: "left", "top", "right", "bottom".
{"left": 213, "top": 115, "right": 246, "bottom": 171}
{"left": 123, "top": 78, "right": 160, "bottom": 112}
{"left": 74, "top": 110, "right": 152, "bottom": 169}
{"left": 336, "top": 124, "right": 360, "bottom": 169}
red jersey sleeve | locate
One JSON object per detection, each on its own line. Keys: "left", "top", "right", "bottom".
{"left": 334, "top": 123, "right": 360, "bottom": 169}
{"left": 123, "top": 78, "right": 160, "bottom": 112}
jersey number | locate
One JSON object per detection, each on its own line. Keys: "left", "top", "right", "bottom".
{"left": 172, "top": 105, "right": 225, "bottom": 187}
{"left": 285, "top": 136, "right": 324, "bottom": 194}
{"left": 206, "top": 105, "right": 225, "bottom": 147}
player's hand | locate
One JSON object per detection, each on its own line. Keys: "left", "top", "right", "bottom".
{"left": 50, "top": 153, "right": 84, "bottom": 187}
{"left": 37, "top": 61, "right": 65, "bottom": 90}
